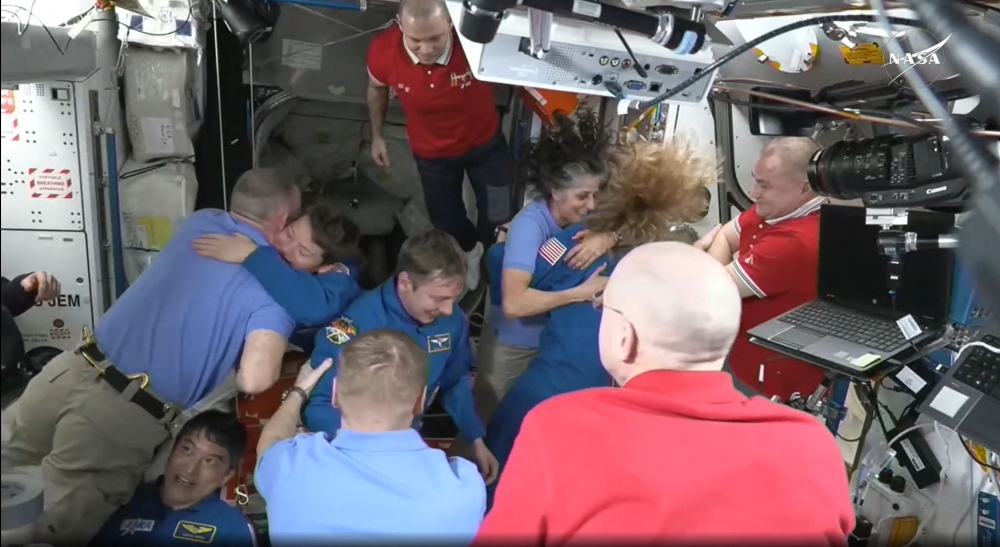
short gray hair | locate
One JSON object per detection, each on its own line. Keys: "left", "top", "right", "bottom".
{"left": 399, "top": 0, "right": 449, "bottom": 21}
{"left": 229, "top": 168, "right": 298, "bottom": 222}
{"left": 760, "top": 137, "right": 821, "bottom": 183}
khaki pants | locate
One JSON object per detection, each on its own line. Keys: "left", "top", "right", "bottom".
{"left": 5, "top": 349, "right": 174, "bottom": 546}
{"left": 473, "top": 326, "right": 538, "bottom": 424}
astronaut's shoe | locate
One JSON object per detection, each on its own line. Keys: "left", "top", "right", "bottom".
{"left": 465, "top": 242, "right": 484, "bottom": 292}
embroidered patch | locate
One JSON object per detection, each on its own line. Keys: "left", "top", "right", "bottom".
{"left": 173, "top": 521, "right": 217, "bottom": 543}
{"left": 119, "top": 518, "right": 155, "bottom": 535}
{"left": 325, "top": 317, "right": 357, "bottom": 345}
{"left": 427, "top": 333, "right": 452, "bottom": 354}
{"left": 538, "top": 237, "right": 568, "bottom": 266}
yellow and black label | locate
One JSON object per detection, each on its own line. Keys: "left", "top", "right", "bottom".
{"left": 174, "top": 521, "right": 217, "bottom": 543}
{"left": 840, "top": 43, "right": 884, "bottom": 65}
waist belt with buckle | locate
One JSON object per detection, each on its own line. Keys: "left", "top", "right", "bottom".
{"left": 79, "top": 343, "right": 176, "bottom": 421}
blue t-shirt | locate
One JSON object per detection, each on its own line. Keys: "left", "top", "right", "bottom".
{"left": 490, "top": 199, "right": 561, "bottom": 349}
{"left": 302, "top": 280, "right": 484, "bottom": 443}
{"left": 89, "top": 480, "right": 256, "bottom": 547}
{"left": 255, "top": 429, "right": 485, "bottom": 545}
{"left": 95, "top": 210, "right": 295, "bottom": 407}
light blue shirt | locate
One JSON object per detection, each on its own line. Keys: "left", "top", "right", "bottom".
{"left": 490, "top": 199, "right": 561, "bottom": 349}
{"left": 255, "top": 429, "right": 485, "bottom": 545}
{"left": 95, "top": 209, "right": 296, "bottom": 407}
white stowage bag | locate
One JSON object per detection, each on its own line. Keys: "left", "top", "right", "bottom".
{"left": 118, "top": 158, "right": 198, "bottom": 283}
{"left": 123, "top": 47, "right": 200, "bottom": 163}
{"left": 356, "top": 124, "right": 423, "bottom": 201}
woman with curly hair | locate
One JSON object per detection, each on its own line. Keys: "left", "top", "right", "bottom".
{"left": 474, "top": 109, "right": 619, "bottom": 423}
{"left": 483, "top": 137, "right": 715, "bottom": 505}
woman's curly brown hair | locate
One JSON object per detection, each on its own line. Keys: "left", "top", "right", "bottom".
{"left": 520, "top": 107, "right": 615, "bottom": 200}
{"left": 585, "top": 138, "right": 716, "bottom": 247}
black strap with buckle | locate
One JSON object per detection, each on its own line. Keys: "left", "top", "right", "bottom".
{"left": 79, "top": 343, "right": 171, "bottom": 421}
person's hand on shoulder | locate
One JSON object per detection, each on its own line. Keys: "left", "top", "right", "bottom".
{"left": 193, "top": 233, "right": 258, "bottom": 264}
{"left": 566, "top": 230, "right": 617, "bottom": 269}
{"left": 471, "top": 439, "right": 500, "bottom": 485}
{"left": 294, "top": 358, "right": 335, "bottom": 396}
{"left": 694, "top": 224, "right": 723, "bottom": 252}
{"left": 21, "top": 271, "right": 61, "bottom": 302}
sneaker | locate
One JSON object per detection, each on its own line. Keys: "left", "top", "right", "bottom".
{"left": 465, "top": 242, "right": 484, "bottom": 291}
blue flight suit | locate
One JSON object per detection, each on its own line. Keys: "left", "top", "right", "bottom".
{"left": 302, "top": 279, "right": 486, "bottom": 443}
{"left": 242, "top": 246, "right": 362, "bottom": 328}
{"left": 484, "top": 223, "right": 614, "bottom": 505}
{"left": 89, "top": 479, "right": 256, "bottom": 547}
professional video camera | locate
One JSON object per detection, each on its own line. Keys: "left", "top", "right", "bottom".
{"left": 806, "top": 131, "right": 991, "bottom": 289}
{"left": 457, "top": 0, "right": 709, "bottom": 54}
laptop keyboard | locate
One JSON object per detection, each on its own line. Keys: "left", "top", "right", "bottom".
{"left": 954, "top": 334, "right": 1000, "bottom": 400}
{"left": 782, "top": 303, "right": 907, "bottom": 352}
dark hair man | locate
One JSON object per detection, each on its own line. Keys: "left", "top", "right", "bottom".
{"left": 90, "top": 410, "right": 257, "bottom": 546}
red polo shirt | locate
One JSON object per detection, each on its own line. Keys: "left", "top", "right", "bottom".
{"left": 729, "top": 201, "right": 825, "bottom": 401}
{"left": 366, "top": 25, "right": 499, "bottom": 160}
{"left": 473, "top": 370, "right": 855, "bottom": 546}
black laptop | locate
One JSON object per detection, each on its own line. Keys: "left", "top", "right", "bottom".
{"left": 748, "top": 204, "right": 955, "bottom": 380}
{"left": 921, "top": 324, "right": 1000, "bottom": 453}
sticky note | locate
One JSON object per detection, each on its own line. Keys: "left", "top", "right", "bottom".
{"left": 852, "top": 354, "right": 881, "bottom": 368}
{"left": 929, "top": 386, "right": 969, "bottom": 418}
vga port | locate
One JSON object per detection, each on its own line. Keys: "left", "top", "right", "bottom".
{"left": 623, "top": 80, "right": 646, "bottom": 91}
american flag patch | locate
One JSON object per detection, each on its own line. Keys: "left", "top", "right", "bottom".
{"left": 539, "top": 238, "right": 568, "bottom": 265}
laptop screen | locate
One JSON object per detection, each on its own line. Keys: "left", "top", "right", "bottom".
{"left": 817, "top": 204, "right": 954, "bottom": 324}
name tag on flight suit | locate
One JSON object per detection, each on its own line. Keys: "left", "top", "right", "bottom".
{"left": 174, "top": 521, "right": 218, "bottom": 543}
{"left": 427, "top": 333, "right": 451, "bottom": 354}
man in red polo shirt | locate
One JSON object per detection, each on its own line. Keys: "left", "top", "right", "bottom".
{"left": 701, "top": 137, "right": 828, "bottom": 401}
{"left": 474, "top": 242, "right": 854, "bottom": 545}
{"left": 366, "top": 0, "right": 513, "bottom": 291}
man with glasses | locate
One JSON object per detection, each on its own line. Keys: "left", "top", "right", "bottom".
{"left": 476, "top": 243, "right": 854, "bottom": 545}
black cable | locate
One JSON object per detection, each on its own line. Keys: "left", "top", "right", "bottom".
{"left": 635, "top": 14, "right": 923, "bottom": 109}
{"left": 1, "top": 7, "right": 65, "bottom": 54}
{"left": 959, "top": 434, "right": 1000, "bottom": 471}
{"left": 712, "top": 93, "right": 959, "bottom": 133}
{"left": 889, "top": 291, "right": 937, "bottom": 371}
{"left": 614, "top": 28, "right": 647, "bottom": 79}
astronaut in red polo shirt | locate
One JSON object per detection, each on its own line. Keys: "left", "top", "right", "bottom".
{"left": 701, "top": 137, "right": 828, "bottom": 401}
{"left": 366, "top": 0, "right": 513, "bottom": 291}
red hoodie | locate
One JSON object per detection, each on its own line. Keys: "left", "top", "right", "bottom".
{"left": 474, "top": 370, "right": 855, "bottom": 546}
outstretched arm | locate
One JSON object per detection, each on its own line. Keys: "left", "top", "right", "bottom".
{"left": 244, "top": 247, "right": 361, "bottom": 326}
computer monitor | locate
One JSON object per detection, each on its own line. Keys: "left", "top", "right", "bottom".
{"left": 817, "top": 205, "right": 955, "bottom": 325}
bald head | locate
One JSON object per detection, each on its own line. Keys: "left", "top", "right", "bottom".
{"left": 598, "top": 242, "right": 741, "bottom": 384}
{"left": 759, "top": 137, "right": 820, "bottom": 181}
{"left": 398, "top": 0, "right": 452, "bottom": 65}
{"left": 399, "top": 0, "right": 449, "bottom": 21}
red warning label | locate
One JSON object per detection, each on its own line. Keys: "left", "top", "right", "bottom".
{"left": 28, "top": 168, "right": 74, "bottom": 199}
{"left": 1, "top": 90, "right": 17, "bottom": 142}
{"left": 1, "top": 90, "right": 14, "bottom": 114}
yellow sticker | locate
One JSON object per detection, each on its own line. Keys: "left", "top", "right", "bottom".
{"left": 852, "top": 354, "right": 882, "bottom": 368}
{"left": 840, "top": 43, "right": 884, "bottom": 65}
